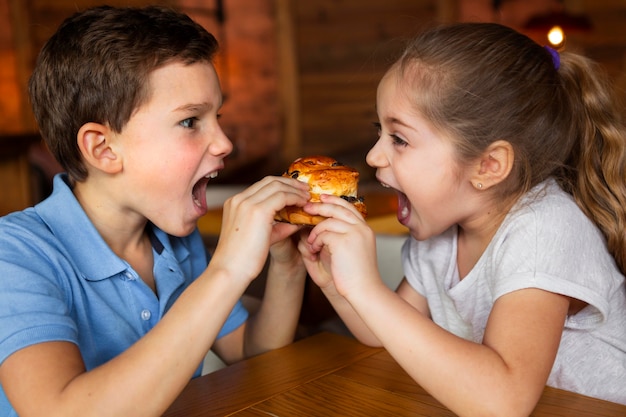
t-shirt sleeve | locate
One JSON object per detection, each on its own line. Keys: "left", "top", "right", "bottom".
{"left": 489, "top": 198, "right": 618, "bottom": 329}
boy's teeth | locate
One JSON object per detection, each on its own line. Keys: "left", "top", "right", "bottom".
{"left": 206, "top": 172, "right": 218, "bottom": 179}
{"left": 401, "top": 206, "right": 409, "bottom": 218}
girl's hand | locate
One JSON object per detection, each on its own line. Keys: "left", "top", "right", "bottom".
{"left": 210, "top": 176, "right": 309, "bottom": 284}
{"left": 298, "top": 194, "right": 379, "bottom": 297}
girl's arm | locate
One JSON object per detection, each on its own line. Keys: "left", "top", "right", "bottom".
{"left": 298, "top": 194, "right": 430, "bottom": 346}
{"left": 349, "top": 283, "right": 568, "bottom": 417}
{"left": 301, "top": 194, "right": 569, "bottom": 417}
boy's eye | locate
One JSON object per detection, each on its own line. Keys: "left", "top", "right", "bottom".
{"left": 180, "top": 117, "right": 198, "bottom": 129}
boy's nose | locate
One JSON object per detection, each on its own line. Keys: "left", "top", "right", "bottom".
{"left": 211, "top": 128, "right": 234, "bottom": 157}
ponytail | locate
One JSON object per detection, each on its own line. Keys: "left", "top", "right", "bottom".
{"left": 557, "top": 53, "right": 626, "bottom": 275}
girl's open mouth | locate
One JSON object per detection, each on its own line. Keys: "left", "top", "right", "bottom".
{"left": 396, "top": 191, "right": 411, "bottom": 225}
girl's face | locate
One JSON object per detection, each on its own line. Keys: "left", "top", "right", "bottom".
{"left": 113, "top": 61, "right": 233, "bottom": 236}
{"left": 366, "top": 69, "right": 476, "bottom": 241}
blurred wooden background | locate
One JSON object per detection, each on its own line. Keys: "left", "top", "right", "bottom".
{"left": 1, "top": 0, "right": 625, "bottom": 215}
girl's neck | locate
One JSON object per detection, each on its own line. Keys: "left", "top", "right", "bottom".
{"left": 456, "top": 198, "right": 513, "bottom": 279}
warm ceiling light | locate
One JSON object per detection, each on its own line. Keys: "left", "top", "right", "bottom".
{"left": 547, "top": 26, "right": 565, "bottom": 49}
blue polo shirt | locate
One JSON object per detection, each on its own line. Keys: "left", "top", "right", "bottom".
{"left": 0, "top": 174, "right": 248, "bottom": 416}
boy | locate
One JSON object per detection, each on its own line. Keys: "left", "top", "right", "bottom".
{"left": 0, "top": 6, "right": 310, "bottom": 416}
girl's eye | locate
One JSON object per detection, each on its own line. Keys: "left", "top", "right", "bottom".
{"left": 391, "top": 134, "right": 408, "bottom": 147}
{"left": 372, "top": 122, "right": 382, "bottom": 137}
{"left": 372, "top": 121, "right": 407, "bottom": 146}
{"left": 180, "top": 117, "right": 199, "bottom": 129}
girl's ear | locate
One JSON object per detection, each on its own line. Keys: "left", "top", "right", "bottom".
{"left": 470, "top": 140, "right": 514, "bottom": 190}
{"left": 77, "top": 122, "right": 122, "bottom": 174}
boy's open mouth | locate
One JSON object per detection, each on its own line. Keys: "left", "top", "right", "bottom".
{"left": 192, "top": 171, "right": 218, "bottom": 210}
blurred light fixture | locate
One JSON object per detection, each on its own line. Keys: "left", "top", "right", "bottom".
{"left": 547, "top": 26, "right": 565, "bottom": 48}
{"left": 524, "top": 1, "right": 592, "bottom": 50}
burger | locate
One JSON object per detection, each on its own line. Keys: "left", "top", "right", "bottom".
{"left": 274, "top": 155, "right": 367, "bottom": 225}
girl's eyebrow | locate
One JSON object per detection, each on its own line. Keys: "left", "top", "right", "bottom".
{"left": 383, "top": 116, "right": 410, "bottom": 128}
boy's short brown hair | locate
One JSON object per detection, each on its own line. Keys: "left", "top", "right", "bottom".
{"left": 29, "top": 5, "right": 219, "bottom": 181}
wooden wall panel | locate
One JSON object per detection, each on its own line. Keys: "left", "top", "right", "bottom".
{"left": 0, "top": 155, "right": 31, "bottom": 215}
{"left": 2, "top": 0, "right": 626, "bottom": 203}
{"left": 291, "top": 0, "right": 438, "bottom": 180}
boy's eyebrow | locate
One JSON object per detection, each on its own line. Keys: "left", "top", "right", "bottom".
{"left": 173, "top": 102, "right": 214, "bottom": 112}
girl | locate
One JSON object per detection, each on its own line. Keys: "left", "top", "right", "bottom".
{"left": 299, "top": 23, "right": 626, "bottom": 416}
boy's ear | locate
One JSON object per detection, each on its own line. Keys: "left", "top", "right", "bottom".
{"left": 470, "top": 140, "right": 514, "bottom": 191}
{"left": 77, "top": 122, "right": 122, "bottom": 174}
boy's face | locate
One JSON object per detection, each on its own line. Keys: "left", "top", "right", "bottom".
{"left": 113, "top": 61, "right": 232, "bottom": 237}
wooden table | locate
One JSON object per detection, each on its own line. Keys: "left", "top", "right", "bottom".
{"left": 164, "top": 332, "right": 626, "bottom": 417}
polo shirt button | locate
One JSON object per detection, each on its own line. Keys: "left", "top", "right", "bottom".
{"left": 141, "top": 309, "right": 152, "bottom": 321}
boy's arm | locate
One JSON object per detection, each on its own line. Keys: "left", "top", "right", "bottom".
{"left": 0, "top": 266, "right": 248, "bottom": 417}
{"left": 1, "top": 176, "right": 310, "bottom": 417}
{"left": 211, "top": 228, "right": 306, "bottom": 364}
{"left": 242, "top": 230, "right": 307, "bottom": 359}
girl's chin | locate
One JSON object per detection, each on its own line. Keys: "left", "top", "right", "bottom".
{"left": 409, "top": 229, "right": 430, "bottom": 242}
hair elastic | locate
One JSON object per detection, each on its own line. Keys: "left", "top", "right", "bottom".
{"left": 544, "top": 45, "right": 560, "bottom": 70}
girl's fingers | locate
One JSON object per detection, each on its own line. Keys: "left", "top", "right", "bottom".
{"left": 303, "top": 194, "right": 364, "bottom": 225}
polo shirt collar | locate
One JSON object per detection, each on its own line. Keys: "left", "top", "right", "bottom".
{"left": 35, "top": 174, "right": 135, "bottom": 281}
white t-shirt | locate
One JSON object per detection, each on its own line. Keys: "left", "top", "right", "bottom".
{"left": 402, "top": 179, "right": 626, "bottom": 404}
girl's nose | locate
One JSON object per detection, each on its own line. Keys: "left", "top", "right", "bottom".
{"left": 366, "top": 139, "right": 385, "bottom": 168}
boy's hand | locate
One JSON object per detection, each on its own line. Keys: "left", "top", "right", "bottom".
{"left": 210, "top": 176, "right": 309, "bottom": 284}
{"left": 269, "top": 227, "right": 302, "bottom": 265}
